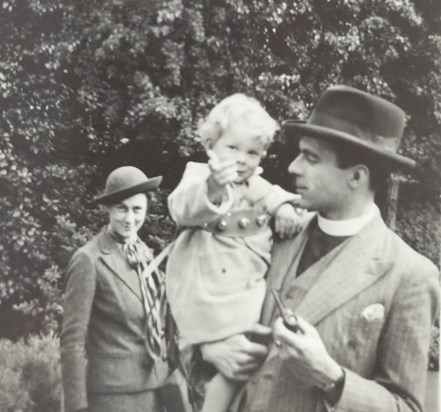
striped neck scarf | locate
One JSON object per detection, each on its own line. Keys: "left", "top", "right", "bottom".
{"left": 108, "top": 226, "right": 164, "bottom": 359}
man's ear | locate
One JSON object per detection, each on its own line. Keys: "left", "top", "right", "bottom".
{"left": 349, "top": 165, "right": 369, "bottom": 189}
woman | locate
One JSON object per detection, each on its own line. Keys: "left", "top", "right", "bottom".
{"left": 60, "top": 166, "right": 175, "bottom": 412}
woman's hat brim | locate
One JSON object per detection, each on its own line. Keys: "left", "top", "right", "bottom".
{"left": 283, "top": 120, "right": 416, "bottom": 170}
{"left": 91, "top": 175, "right": 162, "bottom": 206}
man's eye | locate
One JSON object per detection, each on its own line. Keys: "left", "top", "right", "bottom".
{"left": 228, "top": 145, "right": 238, "bottom": 150}
{"left": 304, "top": 153, "right": 318, "bottom": 163}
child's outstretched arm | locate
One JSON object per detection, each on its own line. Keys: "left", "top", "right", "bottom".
{"left": 168, "top": 158, "right": 235, "bottom": 227}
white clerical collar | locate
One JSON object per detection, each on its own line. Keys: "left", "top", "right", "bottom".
{"left": 317, "top": 203, "right": 379, "bottom": 237}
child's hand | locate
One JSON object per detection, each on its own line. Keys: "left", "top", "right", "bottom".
{"left": 275, "top": 203, "right": 303, "bottom": 239}
{"left": 207, "top": 150, "right": 238, "bottom": 188}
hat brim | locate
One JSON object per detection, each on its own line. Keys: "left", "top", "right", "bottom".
{"left": 283, "top": 120, "right": 416, "bottom": 170}
{"left": 91, "top": 176, "right": 163, "bottom": 206}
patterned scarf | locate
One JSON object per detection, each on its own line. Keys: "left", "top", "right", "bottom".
{"left": 109, "top": 226, "right": 165, "bottom": 358}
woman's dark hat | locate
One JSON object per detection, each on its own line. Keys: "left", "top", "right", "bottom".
{"left": 92, "top": 166, "right": 162, "bottom": 205}
{"left": 283, "top": 85, "right": 416, "bottom": 169}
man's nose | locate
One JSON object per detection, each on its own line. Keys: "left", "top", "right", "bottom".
{"left": 288, "top": 155, "right": 301, "bottom": 175}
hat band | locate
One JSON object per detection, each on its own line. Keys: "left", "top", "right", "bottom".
{"left": 309, "top": 111, "right": 400, "bottom": 153}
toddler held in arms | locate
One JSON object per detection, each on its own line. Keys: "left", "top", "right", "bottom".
{"left": 166, "top": 93, "right": 304, "bottom": 412}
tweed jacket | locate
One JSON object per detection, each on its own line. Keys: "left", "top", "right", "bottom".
{"left": 231, "top": 213, "right": 439, "bottom": 412}
{"left": 166, "top": 162, "right": 299, "bottom": 344}
{"left": 60, "top": 229, "right": 169, "bottom": 412}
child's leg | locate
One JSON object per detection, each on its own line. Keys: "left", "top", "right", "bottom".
{"left": 201, "top": 372, "right": 239, "bottom": 412}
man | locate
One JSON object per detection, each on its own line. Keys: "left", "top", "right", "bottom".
{"left": 200, "top": 85, "right": 440, "bottom": 412}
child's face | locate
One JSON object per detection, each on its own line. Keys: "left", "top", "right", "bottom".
{"left": 210, "top": 123, "right": 266, "bottom": 184}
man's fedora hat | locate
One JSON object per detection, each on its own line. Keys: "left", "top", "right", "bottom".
{"left": 92, "top": 166, "right": 162, "bottom": 205}
{"left": 283, "top": 85, "right": 415, "bottom": 168}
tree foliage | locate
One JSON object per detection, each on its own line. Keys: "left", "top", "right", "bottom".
{"left": 0, "top": 0, "right": 440, "bottom": 342}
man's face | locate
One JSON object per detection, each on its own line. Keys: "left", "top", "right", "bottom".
{"left": 288, "top": 136, "right": 352, "bottom": 219}
{"left": 108, "top": 193, "right": 148, "bottom": 240}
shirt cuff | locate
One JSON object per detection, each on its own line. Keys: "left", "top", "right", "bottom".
{"left": 323, "top": 368, "right": 346, "bottom": 412}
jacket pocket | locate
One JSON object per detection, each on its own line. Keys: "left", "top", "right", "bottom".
{"left": 342, "top": 312, "right": 385, "bottom": 374}
{"left": 344, "top": 312, "right": 384, "bottom": 345}
{"left": 198, "top": 249, "right": 265, "bottom": 296}
{"left": 87, "top": 352, "right": 132, "bottom": 391}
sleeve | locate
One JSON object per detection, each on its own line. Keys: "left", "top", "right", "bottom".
{"left": 329, "top": 260, "right": 440, "bottom": 412}
{"left": 262, "top": 182, "right": 301, "bottom": 215}
{"left": 168, "top": 162, "right": 234, "bottom": 227}
{"left": 60, "top": 248, "right": 97, "bottom": 412}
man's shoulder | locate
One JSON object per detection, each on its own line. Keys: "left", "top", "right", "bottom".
{"left": 364, "top": 222, "right": 438, "bottom": 290}
{"left": 387, "top": 229, "right": 439, "bottom": 277}
{"left": 271, "top": 213, "right": 316, "bottom": 253}
{"left": 357, "top": 213, "right": 435, "bottom": 271}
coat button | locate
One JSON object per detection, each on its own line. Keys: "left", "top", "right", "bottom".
{"left": 217, "top": 219, "right": 228, "bottom": 231}
{"left": 161, "top": 354, "right": 168, "bottom": 362}
{"left": 256, "top": 214, "right": 268, "bottom": 226}
{"left": 238, "top": 217, "right": 250, "bottom": 229}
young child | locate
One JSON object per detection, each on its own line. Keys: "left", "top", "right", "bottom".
{"left": 166, "top": 93, "right": 303, "bottom": 412}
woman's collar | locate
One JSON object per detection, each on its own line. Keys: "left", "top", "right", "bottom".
{"left": 107, "top": 225, "right": 137, "bottom": 244}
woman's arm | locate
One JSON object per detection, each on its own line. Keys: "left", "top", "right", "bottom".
{"left": 60, "top": 249, "right": 97, "bottom": 412}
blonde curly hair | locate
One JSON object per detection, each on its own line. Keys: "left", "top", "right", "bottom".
{"left": 198, "top": 93, "right": 279, "bottom": 150}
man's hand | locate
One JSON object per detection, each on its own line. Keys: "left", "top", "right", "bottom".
{"left": 273, "top": 317, "right": 343, "bottom": 390}
{"left": 274, "top": 203, "right": 303, "bottom": 239}
{"left": 200, "top": 324, "right": 271, "bottom": 381}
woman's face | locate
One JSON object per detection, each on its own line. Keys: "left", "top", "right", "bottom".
{"left": 108, "top": 193, "right": 148, "bottom": 240}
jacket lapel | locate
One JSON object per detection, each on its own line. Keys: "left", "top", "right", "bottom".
{"left": 98, "top": 230, "right": 143, "bottom": 302}
{"left": 261, "top": 214, "right": 316, "bottom": 326}
{"left": 294, "top": 213, "right": 393, "bottom": 325}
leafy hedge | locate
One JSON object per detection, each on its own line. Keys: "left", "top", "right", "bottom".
{"left": 0, "top": 334, "right": 61, "bottom": 412}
